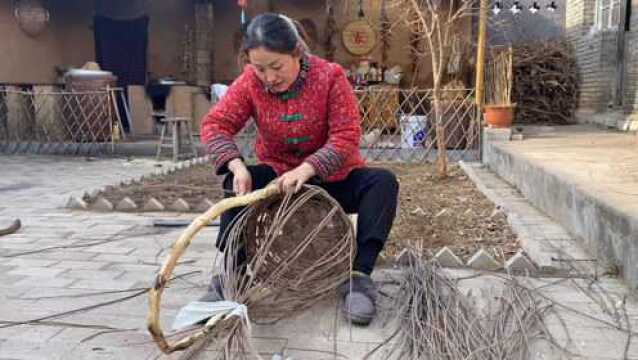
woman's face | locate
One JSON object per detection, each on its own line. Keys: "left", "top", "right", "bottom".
{"left": 248, "top": 46, "right": 301, "bottom": 93}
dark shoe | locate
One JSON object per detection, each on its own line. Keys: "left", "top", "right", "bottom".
{"left": 199, "top": 274, "right": 224, "bottom": 302}
{"left": 338, "top": 272, "right": 377, "bottom": 326}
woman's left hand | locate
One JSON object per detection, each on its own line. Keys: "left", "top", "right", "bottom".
{"left": 276, "top": 163, "right": 316, "bottom": 195}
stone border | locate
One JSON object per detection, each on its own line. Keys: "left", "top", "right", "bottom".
{"left": 459, "top": 161, "right": 599, "bottom": 276}
{"left": 66, "top": 155, "right": 215, "bottom": 213}
{"left": 393, "top": 246, "right": 537, "bottom": 274}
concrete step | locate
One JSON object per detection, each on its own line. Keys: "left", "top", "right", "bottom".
{"left": 482, "top": 125, "right": 638, "bottom": 288}
{"left": 460, "top": 161, "right": 600, "bottom": 277}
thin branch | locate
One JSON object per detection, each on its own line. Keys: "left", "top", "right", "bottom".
{"left": 0, "top": 271, "right": 200, "bottom": 329}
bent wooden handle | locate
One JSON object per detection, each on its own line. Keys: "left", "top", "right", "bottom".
{"left": 147, "top": 183, "right": 280, "bottom": 354}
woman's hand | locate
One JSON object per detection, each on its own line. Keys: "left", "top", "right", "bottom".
{"left": 228, "top": 158, "right": 252, "bottom": 195}
{"left": 276, "top": 162, "right": 316, "bottom": 195}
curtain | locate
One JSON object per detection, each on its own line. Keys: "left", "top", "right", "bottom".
{"left": 94, "top": 15, "right": 149, "bottom": 131}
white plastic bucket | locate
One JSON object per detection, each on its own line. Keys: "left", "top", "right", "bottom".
{"left": 400, "top": 115, "right": 427, "bottom": 148}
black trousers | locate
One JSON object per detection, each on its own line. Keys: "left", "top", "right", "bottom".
{"left": 216, "top": 164, "right": 399, "bottom": 275}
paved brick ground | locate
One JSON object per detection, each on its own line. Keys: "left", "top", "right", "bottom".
{"left": 1, "top": 155, "right": 638, "bottom": 359}
{"left": 0, "top": 155, "right": 217, "bottom": 359}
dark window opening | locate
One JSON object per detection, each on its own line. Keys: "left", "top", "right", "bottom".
{"left": 625, "top": 0, "right": 632, "bottom": 31}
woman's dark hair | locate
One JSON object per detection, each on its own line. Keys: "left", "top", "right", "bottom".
{"left": 241, "top": 13, "right": 309, "bottom": 56}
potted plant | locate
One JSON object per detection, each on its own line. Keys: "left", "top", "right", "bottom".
{"left": 484, "top": 47, "right": 515, "bottom": 128}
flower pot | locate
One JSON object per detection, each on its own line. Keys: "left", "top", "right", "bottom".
{"left": 483, "top": 104, "right": 516, "bottom": 128}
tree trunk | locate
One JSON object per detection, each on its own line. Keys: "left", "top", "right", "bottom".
{"left": 433, "top": 87, "right": 448, "bottom": 178}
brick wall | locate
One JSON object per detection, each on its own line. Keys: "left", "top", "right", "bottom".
{"left": 566, "top": 0, "right": 617, "bottom": 115}
{"left": 623, "top": 2, "right": 638, "bottom": 115}
{"left": 567, "top": 0, "right": 638, "bottom": 129}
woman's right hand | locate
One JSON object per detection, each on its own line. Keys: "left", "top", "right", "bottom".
{"left": 227, "top": 158, "right": 252, "bottom": 196}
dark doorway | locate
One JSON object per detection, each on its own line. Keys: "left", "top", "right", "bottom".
{"left": 94, "top": 15, "right": 149, "bottom": 132}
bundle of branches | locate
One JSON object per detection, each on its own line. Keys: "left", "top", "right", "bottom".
{"left": 369, "top": 253, "right": 553, "bottom": 359}
{"left": 511, "top": 40, "right": 579, "bottom": 125}
{"left": 148, "top": 184, "right": 355, "bottom": 357}
{"left": 486, "top": 46, "right": 514, "bottom": 106}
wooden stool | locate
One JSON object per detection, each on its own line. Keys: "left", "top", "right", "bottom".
{"left": 156, "top": 116, "right": 197, "bottom": 162}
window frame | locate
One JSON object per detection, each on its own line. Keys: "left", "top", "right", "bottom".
{"left": 595, "top": 0, "right": 622, "bottom": 30}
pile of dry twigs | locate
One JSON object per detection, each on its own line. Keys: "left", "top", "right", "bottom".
{"left": 511, "top": 40, "right": 580, "bottom": 125}
{"left": 368, "top": 253, "right": 554, "bottom": 360}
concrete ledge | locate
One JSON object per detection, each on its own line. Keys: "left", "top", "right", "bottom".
{"left": 483, "top": 127, "right": 638, "bottom": 288}
{"left": 460, "top": 161, "right": 597, "bottom": 276}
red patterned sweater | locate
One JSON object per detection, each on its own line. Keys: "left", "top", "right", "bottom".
{"left": 200, "top": 55, "right": 365, "bottom": 182}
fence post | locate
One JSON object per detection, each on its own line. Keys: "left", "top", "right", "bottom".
{"left": 475, "top": 0, "right": 488, "bottom": 110}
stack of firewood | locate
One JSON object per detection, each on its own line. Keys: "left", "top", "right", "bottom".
{"left": 511, "top": 40, "right": 580, "bottom": 125}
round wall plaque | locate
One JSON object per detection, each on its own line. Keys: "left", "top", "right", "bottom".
{"left": 342, "top": 20, "right": 376, "bottom": 56}
{"left": 14, "top": 0, "right": 50, "bottom": 37}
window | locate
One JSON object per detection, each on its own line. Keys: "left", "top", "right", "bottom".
{"left": 625, "top": 0, "right": 631, "bottom": 31}
{"left": 595, "top": 0, "right": 621, "bottom": 30}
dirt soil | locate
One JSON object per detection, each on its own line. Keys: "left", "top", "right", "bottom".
{"left": 86, "top": 165, "right": 225, "bottom": 209}
{"left": 89, "top": 162, "right": 518, "bottom": 262}
{"left": 381, "top": 163, "right": 518, "bottom": 263}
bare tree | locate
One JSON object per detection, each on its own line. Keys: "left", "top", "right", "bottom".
{"left": 392, "top": 0, "right": 477, "bottom": 177}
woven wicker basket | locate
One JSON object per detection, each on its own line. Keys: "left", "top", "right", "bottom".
{"left": 148, "top": 184, "right": 356, "bottom": 354}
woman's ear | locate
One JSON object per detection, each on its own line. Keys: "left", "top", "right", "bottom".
{"left": 290, "top": 47, "right": 301, "bottom": 60}
{"left": 292, "top": 44, "right": 306, "bottom": 59}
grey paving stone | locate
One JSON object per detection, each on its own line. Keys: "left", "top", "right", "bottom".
{"left": 87, "top": 224, "right": 136, "bottom": 234}
{"left": 0, "top": 300, "right": 54, "bottom": 323}
{"left": 0, "top": 274, "right": 26, "bottom": 287}
{"left": 196, "top": 198, "right": 215, "bottom": 212}
{"left": 143, "top": 198, "right": 165, "bottom": 212}
{"left": 11, "top": 277, "right": 76, "bottom": 289}
{"left": 0, "top": 287, "right": 30, "bottom": 299}
{"left": 92, "top": 254, "right": 155, "bottom": 264}
{"left": 0, "top": 339, "right": 78, "bottom": 360}
{"left": 106, "top": 263, "right": 160, "bottom": 273}
{"left": 47, "top": 327, "right": 102, "bottom": 344}
{"left": 467, "top": 249, "right": 500, "bottom": 270}
{"left": 52, "top": 260, "right": 109, "bottom": 271}
{"left": 169, "top": 198, "right": 190, "bottom": 212}
{"left": 0, "top": 325, "right": 64, "bottom": 342}
{"left": 505, "top": 250, "right": 538, "bottom": 275}
{"left": 59, "top": 269, "right": 125, "bottom": 281}
{"left": 0, "top": 242, "right": 53, "bottom": 251}
{"left": 0, "top": 236, "right": 39, "bottom": 244}
{"left": 89, "top": 188, "right": 102, "bottom": 198}
{"left": 6, "top": 258, "right": 59, "bottom": 268}
{"left": 90, "top": 197, "right": 114, "bottom": 212}
{"left": 65, "top": 196, "right": 88, "bottom": 210}
{"left": 27, "top": 251, "right": 99, "bottom": 261}
{"left": 115, "top": 197, "right": 138, "bottom": 212}
{"left": 114, "top": 272, "right": 159, "bottom": 286}
{"left": 68, "top": 279, "right": 139, "bottom": 291}
{"left": 71, "top": 343, "right": 159, "bottom": 360}
{"left": 8, "top": 267, "right": 67, "bottom": 278}
{"left": 84, "top": 243, "right": 136, "bottom": 255}
{"left": 434, "top": 247, "right": 464, "bottom": 267}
